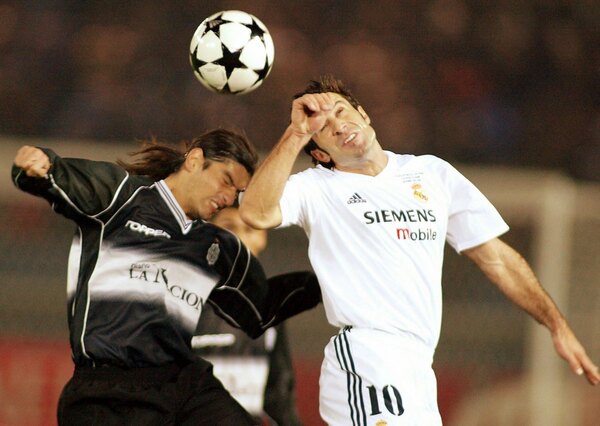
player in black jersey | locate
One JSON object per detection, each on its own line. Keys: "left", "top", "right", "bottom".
{"left": 196, "top": 207, "right": 304, "bottom": 426}
{"left": 11, "top": 129, "right": 321, "bottom": 426}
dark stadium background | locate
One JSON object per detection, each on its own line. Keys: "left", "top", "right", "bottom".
{"left": 1, "top": 1, "right": 599, "bottom": 425}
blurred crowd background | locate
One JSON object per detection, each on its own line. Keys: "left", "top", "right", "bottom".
{"left": 2, "top": 1, "right": 600, "bottom": 425}
{"left": 1, "top": 0, "right": 599, "bottom": 180}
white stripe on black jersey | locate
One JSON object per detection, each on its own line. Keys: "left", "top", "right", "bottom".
{"left": 13, "top": 149, "right": 321, "bottom": 368}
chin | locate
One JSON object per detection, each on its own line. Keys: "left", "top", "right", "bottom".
{"left": 203, "top": 210, "right": 218, "bottom": 221}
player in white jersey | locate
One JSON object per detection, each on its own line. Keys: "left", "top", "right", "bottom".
{"left": 239, "top": 75, "right": 600, "bottom": 425}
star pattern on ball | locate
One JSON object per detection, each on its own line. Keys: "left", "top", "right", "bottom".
{"left": 201, "top": 13, "right": 226, "bottom": 38}
{"left": 245, "top": 18, "right": 270, "bottom": 84}
{"left": 214, "top": 44, "right": 244, "bottom": 79}
{"left": 189, "top": 45, "right": 207, "bottom": 71}
{"left": 246, "top": 18, "right": 266, "bottom": 41}
{"left": 189, "top": 11, "right": 274, "bottom": 95}
{"left": 254, "top": 58, "right": 271, "bottom": 82}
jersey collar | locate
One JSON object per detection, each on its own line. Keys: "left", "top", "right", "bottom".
{"left": 156, "top": 180, "right": 194, "bottom": 234}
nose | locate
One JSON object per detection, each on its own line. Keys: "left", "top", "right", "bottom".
{"left": 331, "top": 118, "right": 346, "bottom": 135}
{"left": 222, "top": 187, "right": 238, "bottom": 206}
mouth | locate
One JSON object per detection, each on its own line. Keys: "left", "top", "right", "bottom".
{"left": 210, "top": 200, "right": 220, "bottom": 213}
{"left": 341, "top": 132, "right": 357, "bottom": 147}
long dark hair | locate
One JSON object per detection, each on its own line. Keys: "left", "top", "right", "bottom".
{"left": 117, "top": 129, "right": 258, "bottom": 180}
{"left": 294, "top": 75, "right": 362, "bottom": 169}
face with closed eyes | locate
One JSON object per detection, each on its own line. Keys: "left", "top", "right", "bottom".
{"left": 169, "top": 148, "right": 251, "bottom": 220}
{"left": 310, "top": 93, "right": 378, "bottom": 167}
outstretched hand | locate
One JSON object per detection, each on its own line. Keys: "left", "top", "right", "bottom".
{"left": 14, "top": 145, "right": 51, "bottom": 178}
{"left": 552, "top": 321, "right": 600, "bottom": 385}
{"left": 290, "top": 93, "right": 334, "bottom": 139}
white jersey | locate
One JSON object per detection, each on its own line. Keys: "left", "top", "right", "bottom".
{"left": 280, "top": 151, "right": 509, "bottom": 352}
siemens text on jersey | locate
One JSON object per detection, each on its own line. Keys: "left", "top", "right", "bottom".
{"left": 363, "top": 208, "right": 437, "bottom": 225}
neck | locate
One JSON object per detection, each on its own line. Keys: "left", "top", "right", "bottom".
{"left": 164, "top": 173, "right": 191, "bottom": 218}
{"left": 335, "top": 148, "right": 388, "bottom": 176}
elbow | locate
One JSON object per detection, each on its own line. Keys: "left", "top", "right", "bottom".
{"left": 238, "top": 204, "right": 274, "bottom": 230}
{"left": 238, "top": 206, "right": 261, "bottom": 228}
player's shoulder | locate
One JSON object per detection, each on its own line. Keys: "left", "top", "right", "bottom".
{"left": 301, "top": 164, "right": 335, "bottom": 176}
{"left": 289, "top": 164, "right": 335, "bottom": 183}
{"left": 388, "top": 151, "right": 450, "bottom": 170}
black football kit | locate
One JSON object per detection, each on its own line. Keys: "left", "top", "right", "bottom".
{"left": 12, "top": 148, "right": 320, "bottom": 425}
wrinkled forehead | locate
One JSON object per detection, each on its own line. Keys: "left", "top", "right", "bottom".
{"left": 327, "top": 92, "right": 350, "bottom": 104}
{"left": 227, "top": 161, "right": 252, "bottom": 189}
{"left": 208, "top": 159, "right": 251, "bottom": 188}
{"left": 326, "top": 92, "right": 359, "bottom": 110}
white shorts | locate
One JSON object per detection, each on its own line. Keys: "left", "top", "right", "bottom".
{"left": 319, "top": 327, "right": 442, "bottom": 426}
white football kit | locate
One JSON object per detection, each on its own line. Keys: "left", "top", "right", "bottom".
{"left": 279, "top": 151, "right": 509, "bottom": 425}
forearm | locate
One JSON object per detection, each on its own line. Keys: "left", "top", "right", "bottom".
{"left": 464, "top": 239, "right": 564, "bottom": 332}
{"left": 465, "top": 238, "right": 600, "bottom": 384}
{"left": 240, "top": 126, "right": 309, "bottom": 229}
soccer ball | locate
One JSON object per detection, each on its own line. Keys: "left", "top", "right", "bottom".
{"left": 189, "top": 10, "right": 275, "bottom": 95}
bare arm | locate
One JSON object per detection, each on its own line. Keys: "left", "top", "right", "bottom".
{"left": 239, "top": 93, "right": 334, "bottom": 229}
{"left": 463, "top": 238, "right": 600, "bottom": 385}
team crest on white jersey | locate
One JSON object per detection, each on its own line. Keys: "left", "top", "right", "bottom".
{"left": 412, "top": 183, "right": 428, "bottom": 202}
{"left": 347, "top": 193, "right": 367, "bottom": 204}
{"left": 206, "top": 242, "right": 220, "bottom": 265}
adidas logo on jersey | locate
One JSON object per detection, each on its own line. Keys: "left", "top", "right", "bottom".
{"left": 347, "top": 193, "right": 367, "bottom": 204}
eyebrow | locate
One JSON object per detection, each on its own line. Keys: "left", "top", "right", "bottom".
{"left": 225, "top": 170, "right": 245, "bottom": 191}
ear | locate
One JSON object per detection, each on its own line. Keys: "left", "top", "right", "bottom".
{"left": 358, "top": 105, "right": 371, "bottom": 125}
{"left": 310, "top": 147, "right": 331, "bottom": 164}
{"left": 185, "top": 147, "right": 204, "bottom": 171}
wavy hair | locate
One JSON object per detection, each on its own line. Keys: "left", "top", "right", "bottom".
{"left": 117, "top": 129, "right": 258, "bottom": 181}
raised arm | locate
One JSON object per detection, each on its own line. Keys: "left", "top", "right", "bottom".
{"left": 463, "top": 237, "right": 600, "bottom": 385}
{"left": 13, "top": 145, "right": 129, "bottom": 219}
{"left": 239, "top": 93, "right": 333, "bottom": 229}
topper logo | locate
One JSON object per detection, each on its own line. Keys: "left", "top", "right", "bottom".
{"left": 125, "top": 220, "right": 171, "bottom": 239}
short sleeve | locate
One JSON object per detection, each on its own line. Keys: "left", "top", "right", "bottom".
{"left": 279, "top": 170, "right": 315, "bottom": 229}
{"left": 443, "top": 162, "right": 509, "bottom": 252}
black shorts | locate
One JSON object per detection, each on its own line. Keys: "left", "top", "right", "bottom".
{"left": 57, "top": 359, "right": 256, "bottom": 426}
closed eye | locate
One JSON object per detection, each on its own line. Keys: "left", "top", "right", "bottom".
{"left": 223, "top": 172, "right": 234, "bottom": 188}
{"left": 319, "top": 104, "right": 345, "bottom": 133}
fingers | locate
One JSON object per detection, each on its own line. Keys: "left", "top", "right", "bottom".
{"left": 14, "top": 145, "right": 51, "bottom": 178}
{"left": 290, "top": 93, "right": 335, "bottom": 136}
{"left": 554, "top": 326, "right": 600, "bottom": 386}
{"left": 296, "top": 93, "right": 334, "bottom": 116}
{"left": 578, "top": 354, "right": 600, "bottom": 386}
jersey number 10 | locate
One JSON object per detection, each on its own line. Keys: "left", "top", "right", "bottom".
{"left": 367, "top": 385, "right": 404, "bottom": 416}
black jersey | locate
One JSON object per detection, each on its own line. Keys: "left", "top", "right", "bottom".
{"left": 12, "top": 148, "right": 319, "bottom": 368}
{"left": 194, "top": 308, "right": 302, "bottom": 425}
{"left": 194, "top": 271, "right": 322, "bottom": 425}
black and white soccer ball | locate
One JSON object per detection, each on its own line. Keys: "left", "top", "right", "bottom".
{"left": 189, "top": 10, "right": 275, "bottom": 95}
